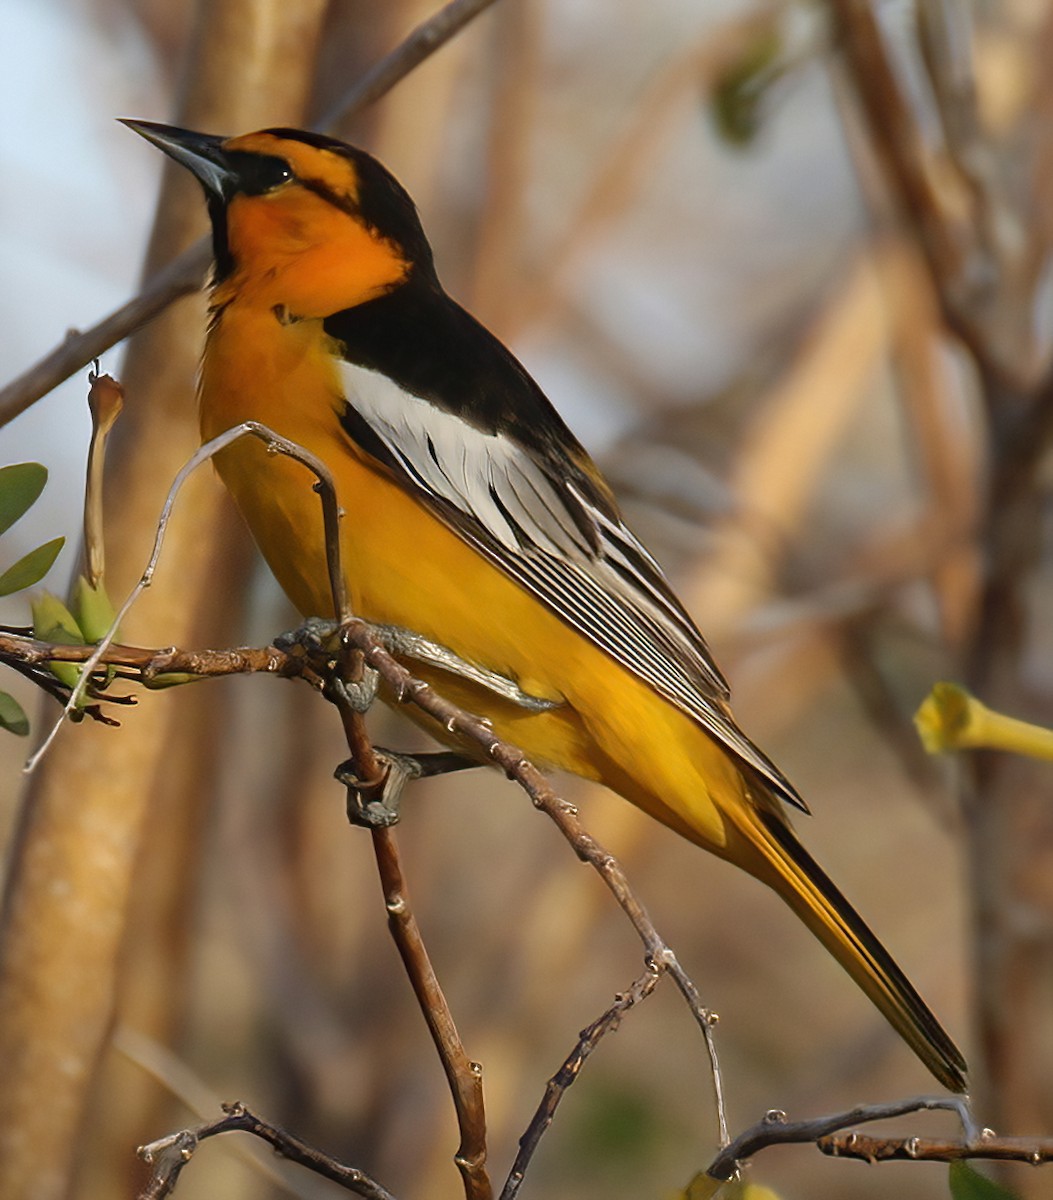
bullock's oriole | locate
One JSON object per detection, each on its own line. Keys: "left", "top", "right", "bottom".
{"left": 124, "top": 119, "right": 966, "bottom": 1092}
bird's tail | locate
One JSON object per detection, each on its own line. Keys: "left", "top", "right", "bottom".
{"left": 737, "top": 805, "right": 967, "bottom": 1093}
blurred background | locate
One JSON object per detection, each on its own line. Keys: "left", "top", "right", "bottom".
{"left": 2, "top": 1, "right": 1053, "bottom": 1198}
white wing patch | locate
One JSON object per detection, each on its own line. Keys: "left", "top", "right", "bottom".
{"left": 340, "top": 362, "right": 591, "bottom": 558}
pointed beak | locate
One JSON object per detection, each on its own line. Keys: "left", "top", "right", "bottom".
{"left": 120, "top": 119, "right": 234, "bottom": 199}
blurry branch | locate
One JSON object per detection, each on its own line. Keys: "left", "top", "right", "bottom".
{"left": 136, "top": 1103, "right": 397, "bottom": 1200}
{"left": 829, "top": 0, "right": 1015, "bottom": 386}
{"left": 878, "top": 244, "right": 982, "bottom": 650}
{"left": 687, "top": 254, "right": 882, "bottom": 640}
{"left": 506, "top": 8, "right": 784, "bottom": 340}
{"left": 0, "top": 249, "right": 210, "bottom": 431}
{"left": 0, "top": 0, "right": 502, "bottom": 429}
{"left": 313, "top": 0, "right": 501, "bottom": 131}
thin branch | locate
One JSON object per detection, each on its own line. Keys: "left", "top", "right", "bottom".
{"left": 22, "top": 421, "right": 346, "bottom": 773}
{"left": 820, "top": 1130, "right": 1053, "bottom": 1165}
{"left": 706, "top": 1095, "right": 977, "bottom": 1181}
{"left": 329, "top": 664, "right": 490, "bottom": 1196}
{"left": 315, "top": 0, "right": 501, "bottom": 131}
{"left": 135, "top": 1103, "right": 397, "bottom": 1200}
{"left": 500, "top": 968, "right": 661, "bottom": 1200}
{"left": 0, "top": 0, "right": 503, "bottom": 429}
{"left": 370, "top": 825, "right": 491, "bottom": 1200}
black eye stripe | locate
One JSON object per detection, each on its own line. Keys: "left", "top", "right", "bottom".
{"left": 226, "top": 151, "right": 293, "bottom": 196}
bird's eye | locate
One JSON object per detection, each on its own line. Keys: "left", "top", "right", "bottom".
{"left": 227, "top": 151, "right": 294, "bottom": 196}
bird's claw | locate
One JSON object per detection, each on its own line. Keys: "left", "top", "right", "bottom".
{"left": 336, "top": 748, "right": 481, "bottom": 827}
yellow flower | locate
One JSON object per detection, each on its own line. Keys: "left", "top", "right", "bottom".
{"left": 914, "top": 682, "right": 1053, "bottom": 761}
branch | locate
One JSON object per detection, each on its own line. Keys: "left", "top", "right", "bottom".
{"left": 328, "top": 661, "right": 491, "bottom": 1196}
{"left": 136, "top": 1102, "right": 397, "bottom": 1200}
{"left": 0, "top": 632, "right": 291, "bottom": 679}
{"left": 0, "top": 0, "right": 502, "bottom": 429}
{"left": 369, "top": 824, "right": 491, "bottom": 1200}
{"left": 828, "top": 0, "right": 1010, "bottom": 387}
{"left": 820, "top": 1130, "right": 1053, "bottom": 1165}
{"left": 500, "top": 967, "right": 661, "bottom": 1200}
{"left": 706, "top": 1095, "right": 977, "bottom": 1181}
{"left": 21, "top": 419, "right": 346, "bottom": 772}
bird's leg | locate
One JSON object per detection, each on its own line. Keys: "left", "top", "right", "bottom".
{"left": 277, "top": 616, "right": 551, "bottom": 827}
{"left": 370, "top": 622, "right": 561, "bottom": 712}
{"left": 336, "top": 748, "right": 481, "bottom": 828}
{"left": 275, "top": 617, "right": 561, "bottom": 713}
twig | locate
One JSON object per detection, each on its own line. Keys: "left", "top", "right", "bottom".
{"left": 0, "top": 632, "right": 291, "bottom": 678}
{"left": 706, "top": 1094, "right": 977, "bottom": 1181}
{"left": 21, "top": 420, "right": 346, "bottom": 773}
{"left": 0, "top": 0, "right": 502, "bottom": 429}
{"left": 500, "top": 968, "right": 661, "bottom": 1200}
{"left": 370, "top": 824, "right": 491, "bottom": 1200}
{"left": 340, "top": 619, "right": 729, "bottom": 1144}
{"left": 820, "top": 1130, "right": 1053, "bottom": 1165}
{"left": 135, "top": 1102, "right": 397, "bottom": 1200}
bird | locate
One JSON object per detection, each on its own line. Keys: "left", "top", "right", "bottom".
{"left": 123, "top": 118, "right": 967, "bottom": 1092}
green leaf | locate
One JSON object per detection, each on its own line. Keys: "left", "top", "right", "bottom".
{"left": 31, "top": 591, "right": 85, "bottom": 693}
{"left": 31, "top": 592, "right": 83, "bottom": 644}
{"left": 0, "top": 462, "right": 48, "bottom": 536}
{"left": 0, "top": 690, "right": 30, "bottom": 736}
{"left": 949, "top": 1162, "right": 1022, "bottom": 1200}
{"left": 70, "top": 576, "right": 117, "bottom": 644}
{"left": 0, "top": 537, "right": 65, "bottom": 597}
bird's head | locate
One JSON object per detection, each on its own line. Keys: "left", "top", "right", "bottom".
{"left": 122, "top": 120, "right": 434, "bottom": 315}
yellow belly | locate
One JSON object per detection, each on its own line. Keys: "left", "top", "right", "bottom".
{"left": 199, "top": 306, "right": 742, "bottom": 852}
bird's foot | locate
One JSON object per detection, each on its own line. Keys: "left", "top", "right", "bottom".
{"left": 336, "top": 748, "right": 480, "bottom": 827}
{"left": 276, "top": 617, "right": 561, "bottom": 713}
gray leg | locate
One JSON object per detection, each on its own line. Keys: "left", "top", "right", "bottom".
{"left": 337, "top": 748, "right": 481, "bottom": 828}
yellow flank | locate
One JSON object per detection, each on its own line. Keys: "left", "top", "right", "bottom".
{"left": 201, "top": 305, "right": 737, "bottom": 853}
